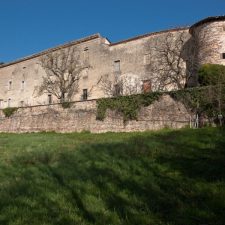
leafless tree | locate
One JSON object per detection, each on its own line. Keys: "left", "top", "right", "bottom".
{"left": 38, "top": 46, "right": 86, "bottom": 102}
{"left": 145, "top": 30, "right": 190, "bottom": 91}
{"left": 98, "top": 73, "right": 142, "bottom": 97}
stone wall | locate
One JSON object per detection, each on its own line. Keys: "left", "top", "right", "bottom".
{"left": 0, "top": 95, "right": 191, "bottom": 133}
{"left": 0, "top": 28, "right": 190, "bottom": 109}
{"left": 192, "top": 21, "right": 225, "bottom": 66}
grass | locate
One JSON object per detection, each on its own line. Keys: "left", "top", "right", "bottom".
{"left": 0, "top": 128, "right": 224, "bottom": 225}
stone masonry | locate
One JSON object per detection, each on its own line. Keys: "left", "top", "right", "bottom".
{"left": 0, "top": 95, "right": 191, "bottom": 133}
{"left": 1, "top": 16, "right": 225, "bottom": 109}
{"left": 0, "top": 16, "right": 225, "bottom": 133}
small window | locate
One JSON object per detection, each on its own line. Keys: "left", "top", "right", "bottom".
{"left": 114, "top": 84, "right": 122, "bottom": 96}
{"left": 82, "top": 89, "right": 88, "bottom": 100}
{"left": 8, "top": 98, "right": 11, "bottom": 107}
{"left": 221, "top": 53, "right": 225, "bottom": 59}
{"left": 0, "top": 99, "right": 3, "bottom": 109}
{"left": 82, "top": 67, "right": 89, "bottom": 79}
{"left": 21, "top": 81, "right": 25, "bottom": 90}
{"left": 84, "top": 47, "right": 89, "bottom": 61}
{"left": 48, "top": 94, "right": 52, "bottom": 104}
{"left": 8, "top": 81, "right": 12, "bottom": 90}
{"left": 144, "top": 54, "right": 151, "bottom": 65}
{"left": 142, "top": 80, "right": 152, "bottom": 93}
{"left": 114, "top": 60, "right": 120, "bottom": 72}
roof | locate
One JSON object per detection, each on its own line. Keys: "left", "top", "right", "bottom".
{"left": 110, "top": 27, "right": 189, "bottom": 46}
{"left": 190, "top": 15, "right": 225, "bottom": 34}
{"left": 0, "top": 27, "right": 189, "bottom": 68}
{"left": 0, "top": 34, "right": 101, "bottom": 68}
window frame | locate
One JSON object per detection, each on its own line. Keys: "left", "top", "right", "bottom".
{"left": 48, "top": 94, "right": 52, "bottom": 104}
{"left": 21, "top": 80, "right": 25, "bottom": 90}
{"left": 113, "top": 60, "right": 121, "bottom": 73}
{"left": 8, "top": 80, "right": 12, "bottom": 91}
{"left": 144, "top": 53, "right": 151, "bottom": 65}
{"left": 82, "top": 89, "right": 88, "bottom": 100}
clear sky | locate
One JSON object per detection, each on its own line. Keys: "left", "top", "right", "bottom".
{"left": 0, "top": 0, "right": 225, "bottom": 62}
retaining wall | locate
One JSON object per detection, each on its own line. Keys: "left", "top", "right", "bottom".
{"left": 0, "top": 95, "right": 191, "bottom": 133}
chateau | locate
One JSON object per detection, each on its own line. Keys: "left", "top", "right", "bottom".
{"left": 0, "top": 16, "right": 225, "bottom": 109}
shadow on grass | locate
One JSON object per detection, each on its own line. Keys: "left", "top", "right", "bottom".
{"left": 0, "top": 128, "right": 224, "bottom": 225}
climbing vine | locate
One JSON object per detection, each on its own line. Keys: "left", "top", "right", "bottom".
{"left": 169, "top": 86, "right": 225, "bottom": 117}
{"left": 97, "top": 86, "right": 225, "bottom": 122}
{"left": 96, "top": 92, "right": 162, "bottom": 121}
{"left": 2, "top": 107, "right": 18, "bottom": 118}
{"left": 61, "top": 102, "right": 72, "bottom": 109}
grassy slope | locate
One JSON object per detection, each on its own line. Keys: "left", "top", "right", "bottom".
{"left": 0, "top": 128, "right": 224, "bottom": 225}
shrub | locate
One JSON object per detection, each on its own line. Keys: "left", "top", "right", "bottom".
{"left": 198, "top": 64, "right": 225, "bottom": 86}
{"left": 2, "top": 107, "right": 18, "bottom": 117}
{"left": 96, "top": 92, "right": 162, "bottom": 121}
{"left": 61, "top": 102, "right": 71, "bottom": 109}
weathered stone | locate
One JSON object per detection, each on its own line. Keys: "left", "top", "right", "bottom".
{"left": 0, "top": 95, "right": 191, "bottom": 133}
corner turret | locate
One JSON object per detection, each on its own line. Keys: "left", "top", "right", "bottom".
{"left": 189, "top": 16, "right": 225, "bottom": 67}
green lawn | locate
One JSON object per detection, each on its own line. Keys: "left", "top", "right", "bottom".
{"left": 0, "top": 128, "right": 224, "bottom": 225}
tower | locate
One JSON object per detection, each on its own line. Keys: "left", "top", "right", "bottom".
{"left": 189, "top": 16, "right": 225, "bottom": 67}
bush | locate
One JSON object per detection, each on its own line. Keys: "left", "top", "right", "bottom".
{"left": 61, "top": 102, "right": 71, "bottom": 109}
{"left": 198, "top": 64, "right": 225, "bottom": 86}
{"left": 2, "top": 107, "right": 18, "bottom": 117}
{"left": 96, "top": 92, "right": 162, "bottom": 121}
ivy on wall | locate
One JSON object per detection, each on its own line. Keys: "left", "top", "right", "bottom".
{"left": 96, "top": 92, "right": 163, "bottom": 121}
{"left": 97, "top": 86, "right": 225, "bottom": 122}
{"left": 2, "top": 107, "right": 18, "bottom": 118}
{"left": 169, "top": 86, "right": 225, "bottom": 117}
{"left": 61, "top": 102, "right": 71, "bottom": 109}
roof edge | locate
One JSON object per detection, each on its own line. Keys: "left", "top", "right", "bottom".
{"left": 190, "top": 15, "right": 225, "bottom": 34}
{"left": 0, "top": 34, "right": 101, "bottom": 68}
{"left": 110, "top": 27, "right": 189, "bottom": 46}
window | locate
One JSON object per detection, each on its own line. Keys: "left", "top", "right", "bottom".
{"left": 144, "top": 53, "right": 151, "bottom": 65}
{"left": 82, "top": 67, "right": 89, "bottom": 79}
{"left": 48, "top": 94, "right": 52, "bottom": 104}
{"left": 221, "top": 53, "right": 225, "bottom": 59}
{"left": 82, "top": 89, "right": 88, "bottom": 100}
{"left": 84, "top": 47, "right": 89, "bottom": 62}
{"left": 114, "top": 60, "right": 120, "bottom": 72}
{"left": 20, "top": 101, "right": 24, "bottom": 107}
{"left": 8, "top": 81, "right": 12, "bottom": 90}
{"left": 21, "top": 80, "right": 25, "bottom": 90}
{"left": 142, "top": 80, "right": 152, "bottom": 93}
{"left": 0, "top": 99, "right": 3, "bottom": 109}
{"left": 114, "top": 84, "right": 122, "bottom": 96}
{"left": 8, "top": 98, "right": 11, "bottom": 107}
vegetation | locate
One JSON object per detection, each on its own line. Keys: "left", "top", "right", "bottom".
{"left": 38, "top": 46, "right": 87, "bottom": 103}
{"left": 169, "top": 86, "right": 225, "bottom": 117}
{"left": 97, "top": 85, "right": 225, "bottom": 125}
{"left": 61, "top": 101, "right": 72, "bottom": 109}
{"left": 96, "top": 92, "right": 162, "bottom": 121}
{"left": 198, "top": 64, "right": 225, "bottom": 86}
{"left": 0, "top": 128, "right": 224, "bottom": 225}
{"left": 2, "top": 107, "right": 18, "bottom": 117}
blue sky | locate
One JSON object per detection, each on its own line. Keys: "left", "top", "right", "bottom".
{"left": 0, "top": 0, "right": 225, "bottom": 62}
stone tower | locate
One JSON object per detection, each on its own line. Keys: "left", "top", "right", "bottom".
{"left": 189, "top": 16, "right": 225, "bottom": 67}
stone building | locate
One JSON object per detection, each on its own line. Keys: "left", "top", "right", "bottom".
{"left": 0, "top": 15, "right": 225, "bottom": 109}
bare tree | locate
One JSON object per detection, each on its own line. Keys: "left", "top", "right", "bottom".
{"left": 98, "top": 73, "right": 142, "bottom": 97}
{"left": 145, "top": 30, "right": 190, "bottom": 91}
{"left": 38, "top": 46, "right": 86, "bottom": 102}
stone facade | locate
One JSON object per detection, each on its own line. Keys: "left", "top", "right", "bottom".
{"left": 0, "top": 95, "right": 191, "bottom": 133}
{"left": 1, "top": 16, "right": 225, "bottom": 109}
